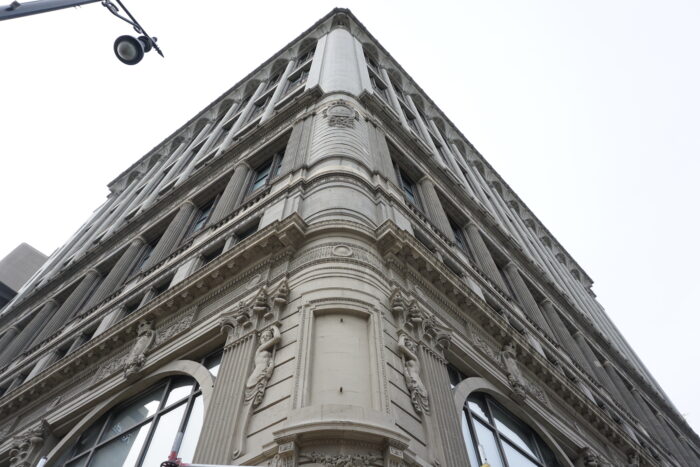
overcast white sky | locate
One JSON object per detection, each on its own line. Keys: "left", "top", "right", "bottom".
{"left": 1, "top": 0, "right": 698, "bottom": 435}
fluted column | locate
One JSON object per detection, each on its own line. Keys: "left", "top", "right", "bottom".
{"left": 193, "top": 327, "right": 256, "bottom": 464}
{"left": 81, "top": 237, "right": 146, "bottom": 311}
{"left": 208, "top": 163, "right": 252, "bottom": 226}
{"left": 368, "top": 123, "right": 398, "bottom": 184}
{"left": 216, "top": 82, "right": 266, "bottom": 157}
{"left": 418, "top": 177, "right": 453, "bottom": 239}
{"left": 571, "top": 330, "right": 623, "bottom": 402}
{"left": 419, "top": 345, "right": 470, "bottom": 467}
{"left": 539, "top": 300, "right": 595, "bottom": 375}
{"left": 601, "top": 360, "right": 638, "bottom": 414}
{"left": 279, "top": 116, "right": 314, "bottom": 176}
{"left": 141, "top": 201, "right": 197, "bottom": 271}
{"left": 261, "top": 61, "right": 296, "bottom": 122}
{"left": 651, "top": 409, "right": 696, "bottom": 465}
{"left": 0, "top": 326, "right": 21, "bottom": 355}
{"left": 0, "top": 300, "right": 59, "bottom": 367}
{"left": 381, "top": 68, "right": 409, "bottom": 129}
{"left": 464, "top": 223, "right": 510, "bottom": 292}
{"left": 502, "top": 263, "right": 553, "bottom": 336}
{"left": 30, "top": 271, "right": 101, "bottom": 347}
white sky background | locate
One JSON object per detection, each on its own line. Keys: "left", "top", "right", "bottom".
{"left": 1, "top": 0, "right": 699, "bottom": 434}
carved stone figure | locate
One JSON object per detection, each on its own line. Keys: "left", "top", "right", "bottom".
{"left": 626, "top": 451, "right": 640, "bottom": 467}
{"left": 9, "top": 419, "right": 51, "bottom": 467}
{"left": 500, "top": 341, "right": 527, "bottom": 402}
{"left": 398, "top": 333, "right": 430, "bottom": 415}
{"left": 123, "top": 318, "right": 154, "bottom": 381}
{"left": 273, "top": 279, "right": 289, "bottom": 306}
{"left": 245, "top": 324, "right": 281, "bottom": 407}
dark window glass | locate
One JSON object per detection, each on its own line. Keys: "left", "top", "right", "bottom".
{"left": 461, "top": 392, "right": 561, "bottom": 467}
{"left": 296, "top": 47, "right": 315, "bottom": 65}
{"left": 398, "top": 169, "right": 419, "bottom": 207}
{"left": 286, "top": 69, "right": 309, "bottom": 92}
{"left": 247, "top": 148, "right": 285, "bottom": 195}
{"left": 247, "top": 95, "right": 270, "bottom": 122}
{"left": 236, "top": 222, "right": 259, "bottom": 242}
{"left": 365, "top": 54, "right": 378, "bottom": 72}
{"left": 370, "top": 75, "right": 388, "bottom": 102}
{"left": 201, "top": 244, "right": 224, "bottom": 267}
{"left": 450, "top": 220, "right": 468, "bottom": 254}
{"left": 190, "top": 200, "right": 215, "bottom": 235}
{"left": 267, "top": 72, "right": 281, "bottom": 89}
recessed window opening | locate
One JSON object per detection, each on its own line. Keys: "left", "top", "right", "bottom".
{"left": 296, "top": 46, "right": 315, "bottom": 66}
{"left": 247, "top": 148, "right": 285, "bottom": 195}
{"left": 397, "top": 169, "right": 420, "bottom": 208}
{"left": 201, "top": 243, "right": 224, "bottom": 267}
{"left": 190, "top": 199, "right": 216, "bottom": 235}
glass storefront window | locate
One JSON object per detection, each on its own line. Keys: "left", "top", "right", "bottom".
{"left": 59, "top": 377, "right": 202, "bottom": 467}
{"left": 461, "top": 392, "right": 561, "bottom": 467}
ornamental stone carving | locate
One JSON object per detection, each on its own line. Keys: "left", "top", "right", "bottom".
{"left": 324, "top": 101, "right": 358, "bottom": 129}
{"left": 244, "top": 324, "right": 281, "bottom": 408}
{"left": 123, "top": 318, "right": 155, "bottom": 381}
{"left": 575, "top": 447, "right": 600, "bottom": 467}
{"left": 305, "top": 452, "right": 383, "bottom": 467}
{"left": 9, "top": 419, "right": 52, "bottom": 467}
{"left": 398, "top": 332, "right": 430, "bottom": 415}
{"left": 500, "top": 340, "right": 527, "bottom": 403}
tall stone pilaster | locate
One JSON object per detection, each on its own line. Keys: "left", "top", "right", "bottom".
{"left": 81, "top": 237, "right": 146, "bottom": 311}
{"left": 193, "top": 317, "right": 257, "bottom": 464}
{"left": 572, "top": 330, "right": 624, "bottom": 404}
{"left": 0, "top": 300, "right": 58, "bottom": 367}
{"left": 418, "top": 177, "right": 453, "bottom": 239}
{"left": 30, "top": 271, "right": 102, "bottom": 347}
{"left": 464, "top": 223, "right": 510, "bottom": 292}
{"left": 141, "top": 201, "right": 197, "bottom": 270}
{"left": 502, "top": 262, "right": 553, "bottom": 336}
{"left": 208, "top": 163, "right": 252, "bottom": 226}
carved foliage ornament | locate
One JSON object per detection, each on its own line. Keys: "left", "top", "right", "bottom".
{"left": 9, "top": 419, "right": 51, "bottom": 467}
{"left": 304, "top": 452, "right": 383, "bottom": 467}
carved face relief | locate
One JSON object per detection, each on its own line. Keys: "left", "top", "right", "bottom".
{"left": 404, "top": 338, "right": 417, "bottom": 353}
{"left": 260, "top": 328, "right": 274, "bottom": 343}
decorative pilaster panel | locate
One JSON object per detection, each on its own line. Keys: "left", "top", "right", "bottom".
{"left": 142, "top": 201, "right": 197, "bottom": 270}
{"left": 82, "top": 237, "right": 146, "bottom": 311}
{"left": 418, "top": 177, "right": 453, "bottom": 239}
{"left": 208, "top": 163, "right": 251, "bottom": 225}
{"left": 30, "top": 270, "right": 101, "bottom": 347}
{"left": 0, "top": 300, "right": 58, "bottom": 367}
{"left": 464, "top": 223, "right": 509, "bottom": 292}
{"left": 502, "top": 263, "right": 553, "bottom": 336}
{"left": 367, "top": 122, "right": 398, "bottom": 184}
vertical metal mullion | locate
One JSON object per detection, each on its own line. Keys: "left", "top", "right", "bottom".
{"left": 464, "top": 407, "right": 483, "bottom": 467}
{"left": 485, "top": 397, "right": 511, "bottom": 467}
{"left": 134, "top": 379, "right": 171, "bottom": 466}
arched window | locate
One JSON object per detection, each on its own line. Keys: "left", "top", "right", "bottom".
{"left": 57, "top": 376, "right": 204, "bottom": 467}
{"left": 461, "top": 392, "right": 560, "bottom": 467}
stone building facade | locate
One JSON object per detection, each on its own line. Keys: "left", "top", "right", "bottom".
{"left": 0, "top": 9, "right": 698, "bottom": 467}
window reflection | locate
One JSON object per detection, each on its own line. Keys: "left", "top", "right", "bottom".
{"left": 461, "top": 392, "right": 560, "bottom": 467}
{"left": 60, "top": 377, "right": 202, "bottom": 467}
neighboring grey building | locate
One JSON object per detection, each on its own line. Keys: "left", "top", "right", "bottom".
{"left": 0, "top": 9, "right": 698, "bottom": 467}
{"left": 0, "top": 244, "right": 47, "bottom": 310}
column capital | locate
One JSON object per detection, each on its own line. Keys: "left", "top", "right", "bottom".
{"left": 181, "top": 199, "right": 197, "bottom": 210}
{"left": 132, "top": 235, "right": 148, "bottom": 246}
{"left": 234, "top": 159, "right": 252, "bottom": 170}
{"left": 503, "top": 261, "right": 518, "bottom": 272}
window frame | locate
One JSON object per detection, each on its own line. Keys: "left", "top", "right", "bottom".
{"left": 245, "top": 148, "right": 286, "bottom": 197}
{"left": 59, "top": 375, "right": 203, "bottom": 467}
{"left": 462, "top": 392, "right": 559, "bottom": 467}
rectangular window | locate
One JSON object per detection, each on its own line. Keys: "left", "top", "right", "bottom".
{"left": 247, "top": 95, "right": 270, "bottom": 122}
{"left": 201, "top": 243, "right": 224, "bottom": 267}
{"left": 365, "top": 53, "right": 379, "bottom": 73}
{"left": 267, "top": 72, "right": 282, "bottom": 90}
{"left": 190, "top": 199, "right": 216, "bottom": 235}
{"left": 286, "top": 68, "right": 309, "bottom": 92}
{"left": 369, "top": 74, "right": 388, "bottom": 102}
{"left": 398, "top": 169, "right": 420, "bottom": 208}
{"left": 400, "top": 102, "right": 420, "bottom": 134}
{"left": 450, "top": 219, "right": 469, "bottom": 254}
{"left": 247, "top": 148, "right": 285, "bottom": 195}
{"left": 296, "top": 47, "right": 315, "bottom": 66}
